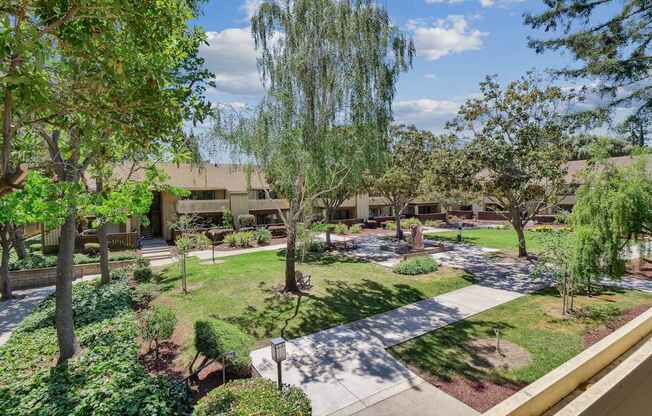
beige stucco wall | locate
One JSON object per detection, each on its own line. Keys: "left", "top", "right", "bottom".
{"left": 356, "top": 194, "right": 370, "bottom": 219}
{"left": 229, "top": 192, "right": 250, "bottom": 228}
{"left": 161, "top": 192, "right": 178, "bottom": 240}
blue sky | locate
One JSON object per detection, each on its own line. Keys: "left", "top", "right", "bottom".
{"left": 191, "top": 0, "right": 580, "bottom": 132}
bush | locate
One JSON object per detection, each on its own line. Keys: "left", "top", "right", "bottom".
{"left": 134, "top": 266, "right": 154, "bottom": 283}
{"left": 135, "top": 256, "right": 151, "bottom": 268}
{"left": 9, "top": 254, "right": 57, "bottom": 271}
{"left": 393, "top": 257, "right": 439, "bottom": 275}
{"left": 310, "top": 223, "right": 329, "bottom": 232}
{"left": 237, "top": 214, "right": 256, "bottom": 229}
{"left": 110, "top": 267, "right": 129, "bottom": 281}
{"left": 402, "top": 217, "right": 422, "bottom": 229}
{"left": 140, "top": 305, "right": 177, "bottom": 355}
{"left": 531, "top": 225, "right": 554, "bottom": 233}
{"left": 83, "top": 242, "right": 101, "bottom": 255}
{"left": 132, "top": 283, "right": 160, "bottom": 308}
{"left": 255, "top": 228, "right": 272, "bottom": 245}
{"left": 194, "top": 319, "right": 254, "bottom": 374}
{"left": 224, "top": 233, "right": 238, "bottom": 247}
{"left": 236, "top": 231, "right": 255, "bottom": 248}
{"left": 0, "top": 278, "right": 189, "bottom": 416}
{"left": 193, "top": 378, "right": 311, "bottom": 416}
{"left": 424, "top": 220, "right": 445, "bottom": 228}
{"left": 333, "top": 223, "right": 348, "bottom": 235}
{"left": 109, "top": 252, "right": 138, "bottom": 262}
{"left": 577, "top": 303, "right": 621, "bottom": 322}
{"left": 555, "top": 210, "right": 571, "bottom": 225}
{"left": 349, "top": 224, "right": 362, "bottom": 234}
{"left": 385, "top": 221, "right": 397, "bottom": 230}
{"left": 28, "top": 243, "right": 42, "bottom": 253}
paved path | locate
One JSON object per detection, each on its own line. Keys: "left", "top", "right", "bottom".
{"left": 0, "top": 274, "right": 99, "bottom": 346}
{"left": 251, "top": 285, "right": 522, "bottom": 416}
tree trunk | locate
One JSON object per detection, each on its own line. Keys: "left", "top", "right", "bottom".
{"left": 0, "top": 228, "right": 12, "bottom": 301}
{"left": 56, "top": 211, "right": 80, "bottom": 363}
{"left": 511, "top": 208, "right": 528, "bottom": 257}
{"left": 284, "top": 204, "right": 299, "bottom": 293}
{"left": 96, "top": 178, "right": 110, "bottom": 284}
{"left": 97, "top": 222, "right": 110, "bottom": 284}
{"left": 182, "top": 253, "right": 187, "bottom": 294}
{"left": 394, "top": 204, "right": 402, "bottom": 240}
{"left": 13, "top": 226, "right": 27, "bottom": 259}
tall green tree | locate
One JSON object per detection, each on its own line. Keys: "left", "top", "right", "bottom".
{"left": 365, "top": 125, "right": 432, "bottom": 240}
{"left": 525, "top": 0, "right": 652, "bottom": 115}
{"left": 616, "top": 110, "right": 651, "bottom": 148}
{"left": 216, "top": 0, "right": 413, "bottom": 292}
{"left": 19, "top": 0, "right": 209, "bottom": 362}
{"left": 446, "top": 74, "right": 578, "bottom": 257}
{"left": 571, "top": 155, "right": 652, "bottom": 292}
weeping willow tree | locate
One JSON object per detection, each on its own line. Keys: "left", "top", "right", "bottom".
{"left": 217, "top": 0, "right": 413, "bottom": 292}
{"left": 571, "top": 155, "right": 652, "bottom": 293}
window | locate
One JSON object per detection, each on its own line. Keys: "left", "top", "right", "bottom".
{"left": 418, "top": 204, "right": 440, "bottom": 214}
{"left": 369, "top": 206, "right": 392, "bottom": 218}
{"left": 184, "top": 190, "right": 227, "bottom": 200}
{"left": 250, "top": 189, "right": 277, "bottom": 200}
{"left": 333, "top": 208, "right": 353, "bottom": 220}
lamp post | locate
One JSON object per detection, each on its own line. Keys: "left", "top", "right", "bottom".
{"left": 270, "top": 338, "right": 287, "bottom": 391}
{"left": 222, "top": 351, "right": 236, "bottom": 385}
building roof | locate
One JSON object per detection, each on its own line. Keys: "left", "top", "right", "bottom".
{"left": 565, "top": 154, "right": 652, "bottom": 183}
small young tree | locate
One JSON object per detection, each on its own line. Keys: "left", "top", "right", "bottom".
{"left": 570, "top": 155, "right": 652, "bottom": 293}
{"left": 140, "top": 305, "right": 177, "bottom": 360}
{"left": 365, "top": 126, "right": 432, "bottom": 240}
{"left": 446, "top": 74, "right": 578, "bottom": 257}
{"left": 534, "top": 231, "right": 579, "bottom": 315}
{"left": 214, "top": 0, "right": 414, "bottom": 292}
{"left": 172, "top": 215, "right": 211, "bottom": 294}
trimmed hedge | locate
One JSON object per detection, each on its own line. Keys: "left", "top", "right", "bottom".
{"left": 0, "top": 278, "right": 189, "bottom": 416}
{"left": 194, "top": 319, "right": 254, "bottom": 374}
{"left": 193, "top": 378, "right": 311, "bottom": 416}
{"left": 9, "top": 252, "right": 137, "bottom": 271}
{"left": 393, "top": 257, "right": 439, "bottom": 275}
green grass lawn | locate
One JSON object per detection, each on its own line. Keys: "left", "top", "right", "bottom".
{"left": 155, "top": 250, "right": 473, "bottom": 359}
{"left": 425, "top": 228, "right": 545, "bottom": 254}
{"left": 389, "top": 288, "right": 652, "bottom": 390}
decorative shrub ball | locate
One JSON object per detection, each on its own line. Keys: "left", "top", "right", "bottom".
{"left": 83, "top": 242, "right": 101, "bottom": 255}
{"left": 194, "top": 319, "right": 254, "bottom": 375}
{"left": 193, "top": 378, "right": 311, "bottom": 416}
{"left": 393, "top": 257, "right": 438, "bottom": 275}
{"left": 133, "top": 266, "right": 153, "bottom": 283}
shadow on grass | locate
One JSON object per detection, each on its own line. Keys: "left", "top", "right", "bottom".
{"left": 391, "top": 319, "right": 518, "bottom": 386}
{"left": 226, "top": 278, "right": 428, "bottom": 340}
{"left": 275, "top": 249, "right": 369, "bottom": 265}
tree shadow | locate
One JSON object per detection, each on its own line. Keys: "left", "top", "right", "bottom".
{"left": 275, "top": 249, "right": 369, "bottom": 265}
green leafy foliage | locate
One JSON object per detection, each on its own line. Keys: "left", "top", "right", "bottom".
{"left": 194, "top": 319, "right": 254, "bottom": 373}
{"left": 9, "top": 252, "right": 137, "bottom": 271}
{"left": 237, "top": 215, "right": 256, "bottom": 229}
{"left": 140, "top": 305, "right": 177, "bottom": 353}
{"left": 134, "top": 266, "right": 154, "bottom": 283}
{"left": 348, "top": 224, "right": 362, "bottom": 234}
{"left": 83, "top": 242, "right": 101, "bottom": 255}
{"left": 224, "top": 233, "right": 238, "bottom": 247}
{"left": 133, "top": 283, "right": 161, "bottom": 308}
{"left": 192, "top": 378, "right": 311, "bottom": 416}
{"left": 0, "top": 278, "right": 188, "bottom": 415}
{"left": 333, "top": 223, "right": 348, "bottom": 235}
{"left": 236, "top": 231, "right": 255, "bottom": 248}
{"left": 255, "top": 228, "right": 272, "bottom": 245}
{"left": 393, "top": 257, "right": 439, "bottom": 276}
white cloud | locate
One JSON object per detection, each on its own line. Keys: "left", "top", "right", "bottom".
{"left": 410, "top": 15, "right": 487, "bottom": 61}
{"left": 199, "top": 29, "right": 264, "bottom": 97}
{"left": 394, "top": 98, "right": 460, "bottom": 132}
{"left": 241, "top": 0, "right": 264, "bottom": 20}
{"left": 425, "top": 0, "right": 520, "bottom": 7}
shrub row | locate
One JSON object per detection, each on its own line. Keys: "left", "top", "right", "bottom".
{"left": 9, "top": 251, "right": 137, "bottom": 271}
{"left": 224, "top": 228, "right": 272, "bottom": 248}
{"left": 0, "top": 278, "right": 188, "bottom": 415}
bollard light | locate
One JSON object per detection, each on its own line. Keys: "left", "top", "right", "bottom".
{"left": 270, "top": 338, "right": 287, "bottom": 390}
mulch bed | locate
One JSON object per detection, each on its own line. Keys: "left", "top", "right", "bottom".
{"left": 212, "top": 237, "right": 286, "bottom": 252}
{"left": 583, "top": 304, "right": 652, "bottom": 347}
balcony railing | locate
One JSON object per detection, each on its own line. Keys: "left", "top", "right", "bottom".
{"left": 176, "top": 199, "right": 229, "bottom": 214}
{"left": 248, "top": 199, "right": 289, "bottom": 211}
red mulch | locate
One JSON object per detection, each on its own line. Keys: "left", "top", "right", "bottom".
{"left": 139, "top": 340, "right": 185, "bottom": 379}
{"left": 212, "top": 237, "right": 287, "bottom": 252}
{"left": 413, "top": 368, "right": 524, "bottom": 413}
{"left": 583, "top": 304, "right": 652, "bottom": 347}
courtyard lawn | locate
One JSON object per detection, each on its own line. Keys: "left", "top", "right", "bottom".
{"left": 389, "top": 287, "right": 652, "bottom": 412}
{"left": 425, "top": 228, "right": 545, "bottom": 254}
{"left": 154, "top": 250, "right": 473, "bottom": 358}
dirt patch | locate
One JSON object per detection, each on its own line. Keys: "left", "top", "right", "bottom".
{"left": 419, "top": 372, "right": 524, "bottom": 413}
{"left": 467, "top": 338, "right": 531, "bottom": 372}
{"left": 583, "top": 304, "right": 652, "bottom": 347}
{"left": 139, "top": 340, "right": 185, "bottom": 379}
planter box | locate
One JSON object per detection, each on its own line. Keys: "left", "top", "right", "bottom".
{"left": 9, "top": 259, "right": 136, "bottom": 290}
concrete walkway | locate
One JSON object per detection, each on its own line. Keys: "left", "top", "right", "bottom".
{"left": 251, "top": 285, "right": 522, "bottom": 416}
{"left": 0, "top": 274, "right": 99, "bottom": 346}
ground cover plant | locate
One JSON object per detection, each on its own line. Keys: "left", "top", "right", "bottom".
{"left": 394, "top": 257, "right": 439, "bottom": 275}
{"left": 0, "top": 277, "right": 188, "bottom": 415}
{"left": 389, "top": 287, "right": 652, "bottom": 412}
{"left": 9, "top": 250, "right": 137, "bottom": 271}
{"left": 154, "top": 250, "right": 473, "bottom": 361}
{"left": 425, "top": 228, "right": 545, "bottom": 254}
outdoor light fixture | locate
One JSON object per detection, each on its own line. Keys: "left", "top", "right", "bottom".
{"left": 270, "top": 338, "right": 287, "bottom": 390}
{"left": 222, "top": 351, "right": 236, "bottom": 385}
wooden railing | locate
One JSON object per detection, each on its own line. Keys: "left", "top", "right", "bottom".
{"left": 78, "top": 232, "right": 139, "bottom": 250}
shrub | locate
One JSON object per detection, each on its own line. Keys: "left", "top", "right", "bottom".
{"left": 9, "top": 254, "right": 57, "bottom": 271}
{"left": 577, "top": 303, "right": 621, "bottom": 322}
{"left": 349, "top": 224, "right": 362, "bottom": 234}
{"left": 402, "top": 217, "right": 422, "bottom": 229}
{"left": 0, "top": 278, "right": 189, "bottom": 416}
{"left": 135, "top": 256, "right": 151, "bottom": 268}
{"left": 236, "top": 231, "right": 255, "bottom": 248}
{"left": 385, "top": 221, "right": 396, "bottom": 230}
{"left": 310, "top": 223, "right": 329, "bottom": 232}
{"left": 333, "top": 223, "right": 348, "bottom": 235}
{"left": 222, "top": 208, "right": 234, "bottom": 228}
{"left": 109, "top": 252, "right": 138, "bottom": 262}
{"left": 424, "top": 220, "right": 445, "bottom": 228}
{"left": 194, "top": 319, "right": 254, "bottom": 374}
{"left": 237, "top": 214, "right": 256, "bottom": 229}
{"left": 140, "top": 305, "right": 176, "bottom": 357}
{"left": 28, "top": 243, "right": 42, "bottom": 253}
{"left": 83, "top": 242, "right": 101, "bottom": 255}
{"left": 255, "top": 228, "right": 272, "bottom": 245}
{"left": 193, "top": 378, "right": 311, "bottom": 416}
{"left": 224, "top": 233, "right": 238, "bottom": 247}
{"left": 109, "top": 267, "right": 129, "bottom": 281}
{"left": 133, "top": 266, "right": 153, "bottom": 283}
{"left": 393, "top": 257, "right": 439, "bottom": 275}
{"left": 531, "top": 225, "right": 554, "bottom": 233}
{"left": 555, "top": 210, "right": 571, "bottom": 225}
{"left": 72, "top": 253, "right": 95, "bottom": 264}
{"left": 132, "top": 283, "right": 160, "bottom": 308}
